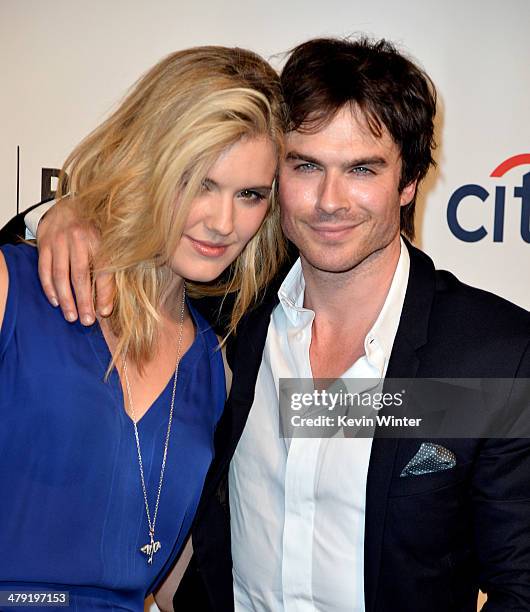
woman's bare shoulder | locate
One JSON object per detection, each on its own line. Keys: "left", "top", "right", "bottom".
{"left": 0, "top": 250, "right": 8, "bottom": 331}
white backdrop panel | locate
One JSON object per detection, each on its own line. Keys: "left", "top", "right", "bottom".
{"left": 2, "top": 0, "right": 528, "bottom": 307}
{"left": 1, "top": 1, "right": 527, "bottom": 609}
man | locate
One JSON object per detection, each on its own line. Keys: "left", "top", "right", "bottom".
{"left": 2, "top": 38, "right": 530, "bottom": 611}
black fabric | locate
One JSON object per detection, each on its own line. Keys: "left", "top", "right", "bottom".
{"left": 177, "top": 240, "right": 530, "bottom": 612}
{"left": 0, "top": 202, "right": 46, "bottom": 245}
{"left": 173, "top": 554, "right": 215, "bottom": 612}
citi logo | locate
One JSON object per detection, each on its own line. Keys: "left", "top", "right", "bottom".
{"left": 447, "top": 154, "right": 530, "bottom": 243}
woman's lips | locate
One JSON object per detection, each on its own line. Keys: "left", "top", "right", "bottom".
{"left": 186, "top": 236, "right": 230, "bottom": 257}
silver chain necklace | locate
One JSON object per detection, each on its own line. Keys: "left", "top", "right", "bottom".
{"left": 122, "top": 286, "right": 186, "bottom": 565}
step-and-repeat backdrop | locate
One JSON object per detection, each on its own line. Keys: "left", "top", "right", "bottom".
{"left": 1, "top": 0, "right": 528, "bottom": 308}
{"left": 1, "top": 1, "right": 528, "bottom": 607}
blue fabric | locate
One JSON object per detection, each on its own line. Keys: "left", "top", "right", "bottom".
{"left": 0, "top": 244, "right": 226, "bottom": 611}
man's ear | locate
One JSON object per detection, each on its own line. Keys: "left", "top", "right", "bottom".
{"left": 400, "top": 180, "right": 418, "bottom": 207}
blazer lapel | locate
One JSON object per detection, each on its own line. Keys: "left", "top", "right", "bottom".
{"left": 200, "top": 292, "right": 279, "bottom": 501}
{"left": 225, "top": 294, "right": 280, "bottom": 463}
{"left": 364, "top": 241, "right": 436, "bottom": 612}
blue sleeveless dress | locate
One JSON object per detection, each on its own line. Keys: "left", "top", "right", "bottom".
{"left": 0, "top": 244, "right": 226, "bottom": 611}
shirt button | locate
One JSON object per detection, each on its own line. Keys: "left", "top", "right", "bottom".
{"left": 296, "top": 331, "right": 304, "bottom": 341}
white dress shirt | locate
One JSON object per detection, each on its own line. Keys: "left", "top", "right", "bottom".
{"left": 229, "top": 239, "right": 410, "bottom": 611}
{"left": 24, "top": 200, "right": 55, "bottom": 239}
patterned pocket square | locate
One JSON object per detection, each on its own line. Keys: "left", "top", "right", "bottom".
{"left": 400, "top": 443, "right": 456, "bottom": 477}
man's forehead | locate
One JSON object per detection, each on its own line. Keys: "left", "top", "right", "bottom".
{"left": 287, "top": 104, "right": 389, "bottom": 142}
{"left": 284, "top": 105, "right": 397, "bottom": 158}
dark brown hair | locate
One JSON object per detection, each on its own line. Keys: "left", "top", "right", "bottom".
{"left": 280, "top": 37, "right": 437, "bottom": 239}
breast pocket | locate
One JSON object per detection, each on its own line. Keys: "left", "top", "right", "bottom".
{"left": 388, "top": 461, "right": 473, "bottom": 497}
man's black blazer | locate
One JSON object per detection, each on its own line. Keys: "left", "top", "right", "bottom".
{"left": 0, "top": 202, "right": 52, "bottom": 245}
{"left": 177, "top": 241, "right": 530, "bottom": 612}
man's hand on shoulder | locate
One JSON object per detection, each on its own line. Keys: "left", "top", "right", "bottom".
{"left": 37, "top": 197, "right": 114, "bottom": 325}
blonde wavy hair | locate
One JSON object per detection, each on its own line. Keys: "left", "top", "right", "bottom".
{"left": 56, "top": 46, "right": 287, "bottom": 370}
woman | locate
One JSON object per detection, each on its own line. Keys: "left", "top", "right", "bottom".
{"left": 0, "top": 46, "right": 286, "bottom": 610}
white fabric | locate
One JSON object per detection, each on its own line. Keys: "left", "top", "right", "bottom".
{"left": 24, "top": 200, "right": 55, "bottom": 239}
{"left": 229, "top": 239, "right": 410, "bottom": 611}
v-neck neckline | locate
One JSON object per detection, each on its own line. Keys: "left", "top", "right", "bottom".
{"left": 84, "top": 299, "right": 202, "bottom": 426}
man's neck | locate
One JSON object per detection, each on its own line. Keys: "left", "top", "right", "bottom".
{"left": 303, "top": 236, "right": 402, "bottom": 378}
{"left": 303, "top": 236, "right": 401, "bottom": 323}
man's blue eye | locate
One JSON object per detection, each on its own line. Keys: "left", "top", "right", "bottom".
{"left": 295, "top": 163, "right": 318, "bottom": 172}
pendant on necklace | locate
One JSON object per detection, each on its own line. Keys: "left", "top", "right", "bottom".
{"left": 140, "top": 530, "right": 161, "bottom": 564}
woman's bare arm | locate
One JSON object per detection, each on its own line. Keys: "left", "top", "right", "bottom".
{"left": 153, "top": 537, "right": 194, "bottom": 612}
{"left": 219, "top": 340, "right": 233, "bottom": 396}
{"left": 0, "top": 251, "right": 8, "bottom": 332}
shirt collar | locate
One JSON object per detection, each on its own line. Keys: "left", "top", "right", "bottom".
{"left": 277, "top": 257, "right": 307, "bottom": 324}
{"left": 364, "top": 238, "right": 410, "bottom": 369}
{"left": 276, "top": 238, "right": 410, "bottom": 370}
